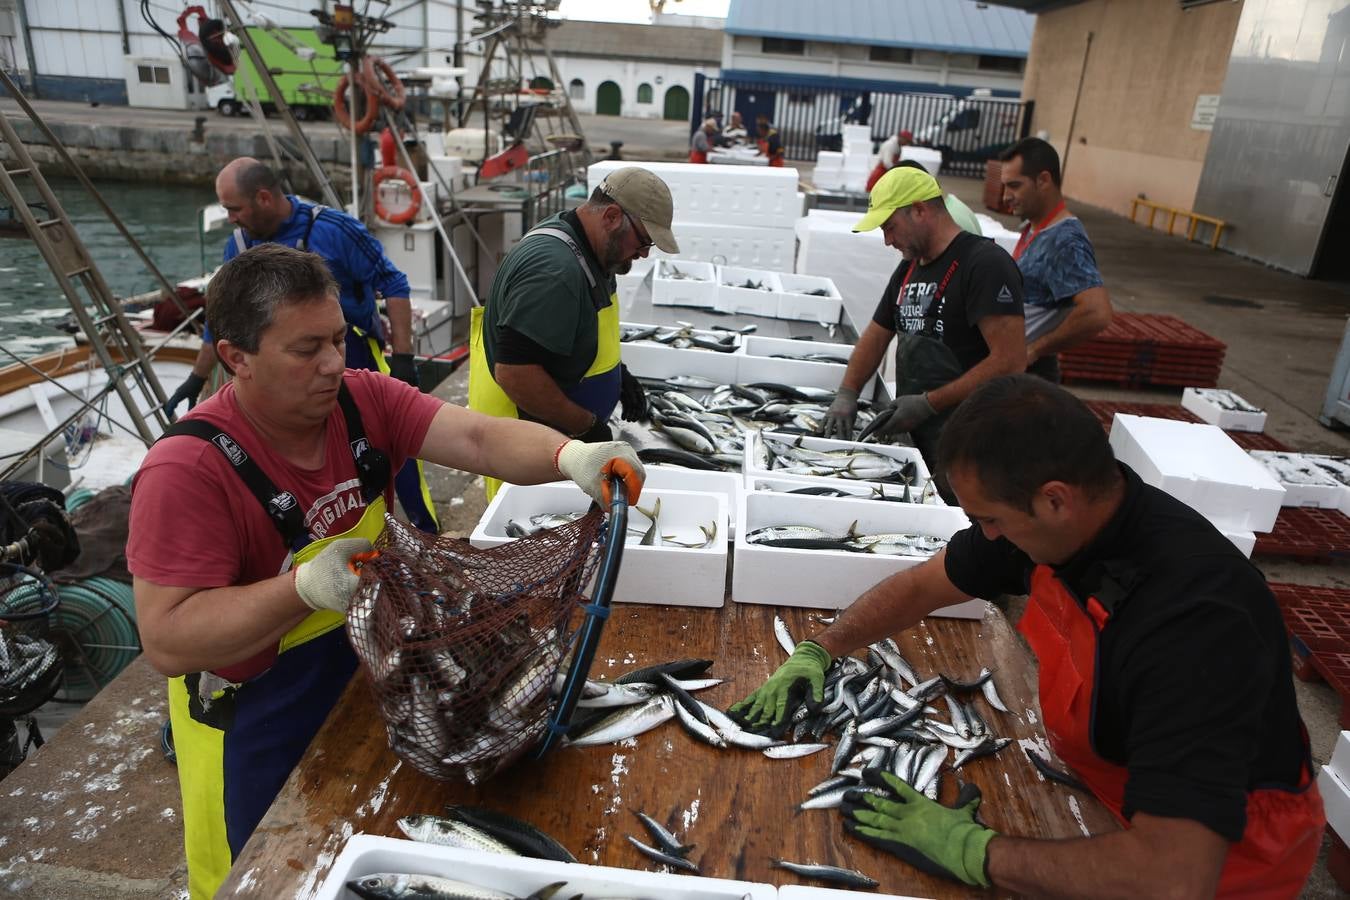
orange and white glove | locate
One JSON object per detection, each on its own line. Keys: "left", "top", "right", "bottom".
{"left": 556, "top": 439, "right": 645, "bottom": 507}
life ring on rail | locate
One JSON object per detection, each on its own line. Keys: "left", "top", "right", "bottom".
{"left": 361, "top": 56, "right": 406, "bottom": 111}
{"left": 333, "top": 74, "right": 379, "bottom": 134}
{"left": 373, "top": 166, "right": 422, "bottom": 225}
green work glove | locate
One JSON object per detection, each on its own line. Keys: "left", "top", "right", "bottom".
{"left": 727, "top": 640, "right": 830, "bottom": 734}
{"left": 842, "top": 769, "right": 996, "bottom": 888}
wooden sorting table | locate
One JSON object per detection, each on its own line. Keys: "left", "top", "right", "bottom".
{"left": 221, "top": 601, "right": 1120, "bottom": 898}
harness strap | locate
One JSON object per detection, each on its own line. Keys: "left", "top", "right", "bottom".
{"left": 523, "top": 225, "right": 612, "bottom": 310}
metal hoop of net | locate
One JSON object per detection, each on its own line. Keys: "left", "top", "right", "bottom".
{"left": 347, "top": 508, "right": 609, "bottom": 783}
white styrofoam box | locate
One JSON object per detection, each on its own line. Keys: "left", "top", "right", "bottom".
{"left": 621, "top": 341, "right": 741, "bottom": 385}
{"left": 735, "top": 355, "right": 873, "bottom": 395}
{"left": 842, "top": 124, "right": 873, "bottom": 143}
{"left": 843, "top": 138, "right": 875, "bottom": 159}
{"left": 1109, "top": 415, "right": 1286, "bottom": 533}
{"left": 616, "top": 258, "right": 655, "bottom": 312}
{"left": 655, "top": 221, "right": 797, "bottom": 271}
{"left": 1249, "top": 451, "right": 1345, "bottom": 509}
{"left": 795, "top": 209, "right": 898, "bottom": 334}
{"left": 815, "top": 150, "right": 844, "bottom": 171}
{"left": 780, "top": 886, "right": 931, "bottom": 900}
{"left": 472, "top": 483, "right": 729, "bottom": 608}
{"left": 716, "top": 265, "right": 784, "bottom": 317}
{"left": 314, "top": 835, "right": 777, "bottom": 900}
{"left": 899, "top": 146, "right": 943, "bottom": 175}
{"left": 741, "top": 335, "right": 855, "bottom": 366}
{"left": 587, "top": 160, "right": 801, "bottom": 229}
{"left": 744, "top": 430, "right": 930, "bottom": 492}
{"left": 652, "top": 259, "right": 718, "bottom": 309}
{"left": 1330, "top": 730, "right": 1350, "bottom": 783}
{"left": 778, "top": 272, "right": 844, "bottom": 323}
{"left": 733, "top": 491, "right": 980, "bottom": 616}
{"left": 749, "top": 475, "right": 945, "bottom": 505}
{"left": 1181, "top": 387, "right": 1268, "bottom": 433}
{"left": 813, "top": 168, "right": 845, "bottom": 191}
{"left": 1319, "top": 766, "right": 1350, "bottom": 843}
{"left": 643, "top": 464, "right": 744, "bottom": 535}
{"left": 1220, "top": 527, "right": 1256, "bottom": 558}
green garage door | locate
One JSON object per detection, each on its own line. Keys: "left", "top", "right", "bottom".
{"left": 663, "top": 85, "right": 690, "bottom": 121}
{"left": 596, "top": 81, "right": 622, "bottom": 116}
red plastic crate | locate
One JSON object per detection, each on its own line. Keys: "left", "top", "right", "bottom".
{"left": 1073, "top": 313, "right": 1227, "bottom": 351}
{"left": 1084, "top": 401, "right": 1202, "bottom": 430}
{"left": 1268, "top": 582, "right": 1350, "bottom": 612}
{"left": 1254, "top": 507, "right": 1350, "bottom": 561}
{"left": 1283, "top": 603, "right": 1350, "bottom": 652}
{"left": 1062, "top": 314, "right": 1226, "bottom": 388}
{"left": 1063, "top": 369, "right": 1223, "bottom": 389}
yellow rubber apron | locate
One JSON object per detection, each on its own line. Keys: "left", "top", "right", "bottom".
{"left": 468, "top": 225, "right": 623, "bottom": 501}
{"left": 168, "top": 497, "right": 386, "bottom": 900}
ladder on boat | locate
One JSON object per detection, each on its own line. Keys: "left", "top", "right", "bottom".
{"left": 0, "top": 68, "right": 172, "bottom": 448}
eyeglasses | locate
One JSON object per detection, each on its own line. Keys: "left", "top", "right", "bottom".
{"left": 622, "top": 209, "right": 654, "bottom": 251}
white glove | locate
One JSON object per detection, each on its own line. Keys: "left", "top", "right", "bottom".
{"left": 293, "top": 537, "right": 374, "bottom": 612}
{"left": 556, "top": 439, "right": 646, "bottom": 507}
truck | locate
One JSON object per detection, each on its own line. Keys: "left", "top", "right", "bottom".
{"left": 207, "top": 26, "right": 344, "bottom": 120}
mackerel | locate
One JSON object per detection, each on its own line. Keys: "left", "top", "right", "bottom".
{"left": 567, "top": 695, "right": 675, "bottom": 747}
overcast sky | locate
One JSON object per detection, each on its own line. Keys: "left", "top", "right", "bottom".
{"left": 557, "top": 0, "right": 730, "bottom": 24}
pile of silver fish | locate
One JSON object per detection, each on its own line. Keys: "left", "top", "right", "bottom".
{"left": 752, "top": 481, "right": 944, "bottom": 506}
{"left": 620, "top": 323, "right": 743, "bottom": 354}
{"left": 744, "top": 520, "right": 948, "bottom": 557}
{"left": 505, "top": 498, "right": 719, "bottom": 549}
{"left": 756, "top": 432, "right": 922, "bottom": 486}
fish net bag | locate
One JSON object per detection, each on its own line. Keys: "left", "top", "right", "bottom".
{"left": 346, "top": 510, "right": 607, "bottom": 783}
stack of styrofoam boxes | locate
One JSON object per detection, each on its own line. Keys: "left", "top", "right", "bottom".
{"left": 588, "top": 161, "right": 798, "bottom": 271}
{"left": 840, "top": 124, "right": 875, "bottom": 194}
{"left": 1109, "top": 415, "right": 1286, "bottom": 557}
{"left": 471, "top": 482, "right": 730, "bottom": 607}
{"left": 899, "top": 146, "right": 943, "bottom": 175}
{"left": 1249, "top": 451, "right": 1350, "bottom": 516}
{"left": 316, "top": 836, "right": 779, "bottom": 900}
{"left": 651, "top": 259, "right": 718, "bottom": 309}
{"left": 813, "top": 149, "right": 845, "bottom": 191}
{"left": 1320, "top": 731, "right": 1350, "bottom": 890}
{"left": 716, "top": 265, "right": 784, "bottom": 317}
{"left": 733, "top": 488, "right": 981, "bottom": 617}
{"left": 1181, "top": 387, "right": 1268, "bottom": 432}
{"left": 777, "top": 272, "right": 844, "bottom": 323}
{"left": 795, "top": 208, "right": 898, "bottom": 335}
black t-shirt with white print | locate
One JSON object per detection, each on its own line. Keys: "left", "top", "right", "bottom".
{"left": 871, "top": 231, "right": 1024, "bottom": 371}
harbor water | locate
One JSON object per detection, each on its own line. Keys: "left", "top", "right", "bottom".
{"left": 0, "top": 177, "right": 217, "bottom": 359}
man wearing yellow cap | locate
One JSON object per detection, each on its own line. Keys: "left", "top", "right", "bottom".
{"left": 469, "top": 167, "right": 680, "bottom": 499}
{"left": 820, "top": 167, "right": 1026, "bottom": 493}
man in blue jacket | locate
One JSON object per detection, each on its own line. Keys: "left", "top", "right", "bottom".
{"left": 164, "top": 157, "right": 437, "bottom": 532}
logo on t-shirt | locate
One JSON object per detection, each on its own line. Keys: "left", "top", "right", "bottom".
{"left": 305, "top": 478, "right": 367, "bottom": 539}
{"left": 212, "top": 433, "right": 247, "bottom": 466}
{"left": 350, "top": 438, "right": 369, "bottom": 457}
{"left": 996, "top": 285, "right": 1015, "bottom": 304}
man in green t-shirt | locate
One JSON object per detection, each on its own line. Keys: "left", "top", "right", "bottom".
{"left": 468, "top": 168, "right": 679, "bottom": 473}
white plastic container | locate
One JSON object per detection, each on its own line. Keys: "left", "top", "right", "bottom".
{"left": 1248, "top": 451, "right": 1346, "bottom": 509}
{"left": 740, "top": 335, "right": 855, "bottom": 366}
{"left": 780, "top": 886, "right": 932, "bottom": 900}
{"left": 1319, "top": 766, "right": 1350, "bottom": 844}
{"left": 1330, "top": 730, "right": 1350, "bottom": 784}
{"left": 652, "top": 259, "right": 719, "bottom": 309}
{"left": 642, "top": 464, "right": 743, "bottom": 535}
{"left": 733, "top": 491, "right": 979, "bottom": 615}
{"left": 899, "top": 146, "right": 943, "bottom": 175}
{"left": 1181, "top": 387, "right": 1267, "bottom": 433}
{"left": 815, "top": 150, "right": 844, "bottom": 171}
{"left": 620, "top": 318, "right": 741, "bottom": 351}
{"left": 587, "top": 160, "right": 801, "bottom": 229}
{"left": 716, "top": 265, "right": 784, "bottom": 317}
{"left": 777, "top": 273, "right": 845, "bottom": 323}
{"left": 1108, "top": 415, "right": 1285, "bottom": 533}
{"left": 1219, "top": 527, "right": 1256, "bottom": 558}
{"left": 744, "top": 430, "right": 931, "bottom": 491}
{"left": 471, "top": 483, "right": 729, "bottom": 607}
{"left": 313, "top": 834, "right": 777, "bottom": 900}
{"left": 620, "top": 341, "right": 741, "bottom": 384}
{"left": 749, "top": 475, "right": 944, "bottom": 506}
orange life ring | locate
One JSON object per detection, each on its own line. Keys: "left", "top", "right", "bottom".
{"left": 373, "top": 166, "right": 422, "bottom": 225}
{"left": 361, "top": 56, "right": 406, "bottom": 111}
{"left": 333, "top": 74, "right": 379, "bottom": 134}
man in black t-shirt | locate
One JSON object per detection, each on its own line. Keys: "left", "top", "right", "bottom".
{"left": 733, "top": 376, "right": 1324, "bottom": 897}
{"left": 820, "top": 168, "right": 1024, "bottom": 487}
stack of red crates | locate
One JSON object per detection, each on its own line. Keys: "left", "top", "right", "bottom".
{"left": 1060, "top": 313, "right": 1226, "bottom": 388}
{"left": 983, "top": 160, "right": 1011, "bottom": 214}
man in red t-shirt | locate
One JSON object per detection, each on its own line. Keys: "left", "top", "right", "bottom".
{"left": 127, "top": 244, "right": 644, "bottom": 899}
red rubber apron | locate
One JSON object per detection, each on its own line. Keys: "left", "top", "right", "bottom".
{"left": 865, "top": 162, "right": 888, "bottom": 192}
{"left": 1019, "top": 565, "right": 1324, "bottom": 898}
{"left": 689, "top": 149, "right": 708, "bottom": 164}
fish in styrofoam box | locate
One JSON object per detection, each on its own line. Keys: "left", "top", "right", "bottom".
{"left": 750, "top": 475, "right": 945, "bottom": 506}
{"left": 732, "top": 490, "right": 980, "bottom": 615}
{"left": 314, "top": 835, "right": 779, "bottom": 900}
{"left": 1108, "top": 415, "right": 1285, "bottom": 533}
{"left": 779, "top": 885, "right": 934, "bottom": 900}
{"left": 739, "top": 334, "right": 855, "bottom": 366}
{"left": 651, "top": 221, "right": 797, "bottom": 271}
{"left": 1181, "top": 387, "right": 1267, "bottom": 433}
{"left": 651, "top": 259, "right": 718, "bottom": 309}
{"left": 471, "top": 483, "right": 729, "bottom": 608}
{"left": 620, "top": 318, "right": 741, "bottom": 352}
{"left": 716, "top": 265, "right": 784, "bottom": 317}
{"left": 777, "top": 273, "right": 844, "bottom": 323}
{"left": 1248, "top": 451, "right": 1346, "bottom": 509}
{"left": 744, "top": 430, "right": 931, "bottom": 493}
{"left": 640, "top": 464, "right": 743, "bottom": 536}
{"left": 586, "top": 160, "right": 800, "bottom": 229}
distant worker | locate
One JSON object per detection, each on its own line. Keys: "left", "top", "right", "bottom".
{"left": 755, "top": 115, "right": 785, "bottom": 167}
{"left": 817, "top": 167, "right": 1025, "bottom": 496}
{"left": 469, "top": 167, "right": 680, "bottom": 499}
{"left": 866, "top": 128, "right": 914, "bottom": 191}
{"left": 689, "top": 119, "right": 717, "bottom": 164}
{"left": 163, "top": 157, "right": 439, "bottom": 533}
{"left": 1000, "top": 137, "right": 1112, "bottom": 382}
{"left": 721, "top": 111, "right": 748, "bottom": 146}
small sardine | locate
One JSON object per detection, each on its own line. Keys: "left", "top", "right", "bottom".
{"left": 764, "top": 742, "right": 830, "bottom": 759}
{"left": 772, "top": 859, "right": 880, "bottom": 889}
{"left": 633, "top": 809, "right": 694, "bottom": 858}
{"left": 626, "top": 833, "right": 700, "bottom": 872}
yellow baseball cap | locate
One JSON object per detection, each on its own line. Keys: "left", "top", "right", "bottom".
{"left": 853, "top": 167, "right": 944, "bottom": 233}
